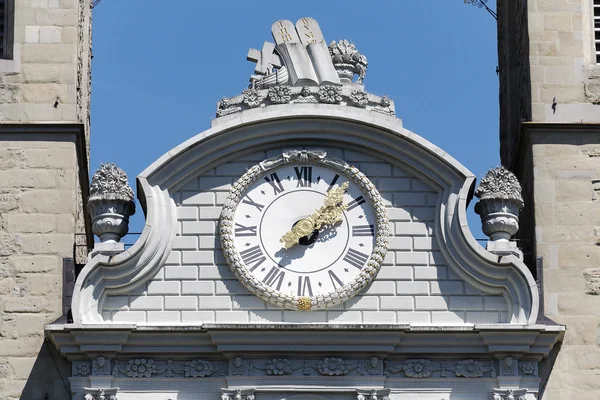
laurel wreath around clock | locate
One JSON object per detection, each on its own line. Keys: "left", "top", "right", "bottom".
{"left": 219, "top": 150, "right": 389, "bottom": 311}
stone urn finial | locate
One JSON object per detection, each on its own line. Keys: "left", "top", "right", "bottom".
{"left": 87, "top": 163, "right": 135, "bottom": 244}
{"left": 474, "top": 167, "right": 524, "bottom": 257}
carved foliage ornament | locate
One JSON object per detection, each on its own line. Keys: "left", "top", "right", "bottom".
{"left": 475, "top": 166, "right": 524, "bottom": 206}
{"left": 493, "top": 389, "right": 528, "bottom": 400}
{"left": 318, "top": 357, "right": 351, "bottom": 376}
{"left": 222, "top": 389, "right": 255, "bottom": 400}
{"left": 242, "top": 87, "right": 265, "bottom": 108}
{"left": 84, "top": 388, "right": 118, "bottom": 400}
{"left": 328, "top": 39, "right": 368, "bottom": 84}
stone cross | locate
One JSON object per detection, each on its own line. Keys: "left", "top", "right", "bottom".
{"left": 247, "top": 41, "right": 282, "bottom": 75}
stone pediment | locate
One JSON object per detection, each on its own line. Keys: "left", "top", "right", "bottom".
{"left": 45, "top": 17, "right": 564, "bottom": 400}
{"left": 64, "top": 105, "right": 544, "bottom": 326}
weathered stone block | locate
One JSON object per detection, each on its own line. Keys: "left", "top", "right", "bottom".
{"left": 16, "top": 233, "right": 73, "bottom": 255}
{"left": 24, "top": 26, "right": 39, "bottom": 44}
{"left": 544, "top": 269, "right": 586, "bottom": 292}
{"left": 540, "top": 83, "right": 586, "bottom": 103}
{"left": 558, "top": 292, "right": 600, "bottom": 315}
{"left": 21, "top": 44, "right": 76, "bottom": 63}
{"left": 21, "top": 83, "right": 68, "bottom": 103}
{"left": 11, "top": 255, "right": 57, "bottom": 273}
{"left": 555, "top": 180, "right": 592, "bottom": 201}
{"left": 7, "top": 357, "right": 37, "bottom": 380}
{"left": 6, "top": 214, "right": 55, "bottom": 233}
{"left": 558, "top": 244, "right": 600, "bottom": 268}
{"left": 3, "top": 296, "right": 49, "bottom": 313}
{"left": 22, "top": 64, "right": 60, "bottom": 83}
{"left": 551, "top": 315, "right": 599, "bottom": 345}
{"left": 36, "top": 9, "right": 78, "bottom": 26}
{"left": 554, "top": 203, "right": 600, "bottom": 226}
{"left": 23, "top": 274, "right": 61, "bottom": 296}
{"left": 39, "top": 26, "right": 62, "bottom": 43}
{"left": 19, "top": 189, "right": 75, "bottom": 213}
{"left": 544, "top": 13, "right": 573, "bottom": 32}
{"left": 0, "top": 338, "right": 43, "bottom": 356}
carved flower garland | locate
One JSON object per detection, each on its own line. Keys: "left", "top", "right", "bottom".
{"left": 318, "top": 357, "right": 350, "bottom": 376}
{"left": 184, "top": 359, "right": 214, "bottom": 377}
{"left": 455, "top": 360, "right": 484, "bottom": 378}
{"left": 268, "top": 86, "right": 292, "bottom": 104}
{"left": 125, "top": 359, "right": 157, "bottom": 378}
{"left": 266, "top": 358, "right": 292, "bottom": 375}
{"left": 404, "top": 359, "right": 433, "bottom": 378}
{"left": 318, "top": 85, "right": 343, "bottom": 104}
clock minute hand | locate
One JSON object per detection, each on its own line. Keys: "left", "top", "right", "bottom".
{"left": 279, "top": 182, "right": 349, "bottom": 249}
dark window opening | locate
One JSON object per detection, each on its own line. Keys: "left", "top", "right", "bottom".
{"left": 0, "top": 0, "right": 14, "bottom": 59}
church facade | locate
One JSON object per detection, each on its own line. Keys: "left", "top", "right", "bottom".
{"left": 45, "top": 17, "right": 563, "bottom": 400}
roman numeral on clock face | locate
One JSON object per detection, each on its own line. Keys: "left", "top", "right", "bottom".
{"left": 327, "top": 174, "right": 340, "bottom": 192}
{"left": 239, "top": 246, "right": 266, "bottom": 272}
{"left": 352, "top": 224, "right": 374, "bottom": 236}
{"left": 294, "top": 166, "right": 312, "bottom": 187}
{"left": 242, "top": 194, "right": 265, "bottom": 212}
{"left": 264, "top": 173, "right": 285, "bottom": 195}
{"left": 347, "top": 195, "right": 366, "bottom": 211}
{"left": 328, "top": 270, "right": 344, "bottom": 289}
{"left": 263, "top": 266, "right": 286, "bottom": 290}
{"left": 343, "top": 248, "right": 369, "bottom": 269}
{"left": 297, "top": 275, "right": 313, "bottom": 296}
{"left": 235, "top": 223, "right": 257, "bottom": 237}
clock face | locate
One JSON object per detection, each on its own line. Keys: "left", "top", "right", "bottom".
{"left": 220, "top": 151, "right": 388, "bottom": 310}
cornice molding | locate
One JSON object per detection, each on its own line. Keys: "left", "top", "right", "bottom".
{"left": 45, "top": 323, "right": 564, "bottom": 360}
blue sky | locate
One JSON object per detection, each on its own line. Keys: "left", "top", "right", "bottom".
{"left": 90, "top": 0, "right": 499, "bottom": 241}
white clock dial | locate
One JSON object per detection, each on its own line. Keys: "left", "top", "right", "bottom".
{"left": 233, "top": 164, "right": 375, "bottom": 297}
{"left": 220, "top": 151, "right": 389, "bottom": 310}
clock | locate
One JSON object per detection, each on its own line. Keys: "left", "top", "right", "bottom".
{"left": 220, "top": 149, "right": 389, "bottom": 310}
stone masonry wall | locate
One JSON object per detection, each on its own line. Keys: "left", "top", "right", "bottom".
{"left": 0, "top": 0, "right": 92, "bottom": 265}
{"left": 526, "top": 131, "right": 600, "bottom": 400}
{"left": 102, "top": 149, "right": 509, "bottom": 325}
{"left": 527, "top": 0, "right": 600, "bottom": 122}
{"left": 0, "top": 132, "right": 79, "bottom": 399}
{"left": 0, "top": 0, "right": 86, "bottom": 122}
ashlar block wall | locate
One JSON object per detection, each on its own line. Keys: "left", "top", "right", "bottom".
{"left": 0, "top": 130, "right": 81, "bottom": 400}
{"left": 102, "top": 149, "right": 509, "bottom": 325}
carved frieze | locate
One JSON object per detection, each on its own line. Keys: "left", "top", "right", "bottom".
{"left": 72, "top": 357, "right": 538, "bottom": 379}
{"left": 214, "top": 86, "right": 396, "bottom": 118}
{"left": 519, "top": 361, "right": 538, "bottom": 376}
{"left": 92, "top": 357, "right": 111, "bottom": 376}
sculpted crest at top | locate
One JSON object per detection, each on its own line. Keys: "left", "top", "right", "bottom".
{"left": 216, "top": 17, "right": 396, "bottom": 118}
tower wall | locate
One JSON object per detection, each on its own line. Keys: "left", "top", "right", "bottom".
{"left": 0, "top": 1, "right": 92, "bottom": 399}
{"left": 498, "top": 1, "right": 600, "bottom": 399}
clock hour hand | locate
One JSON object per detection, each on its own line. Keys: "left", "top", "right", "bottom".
{"left": 280, "top": 182, "right": 349, "bottom": 249}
